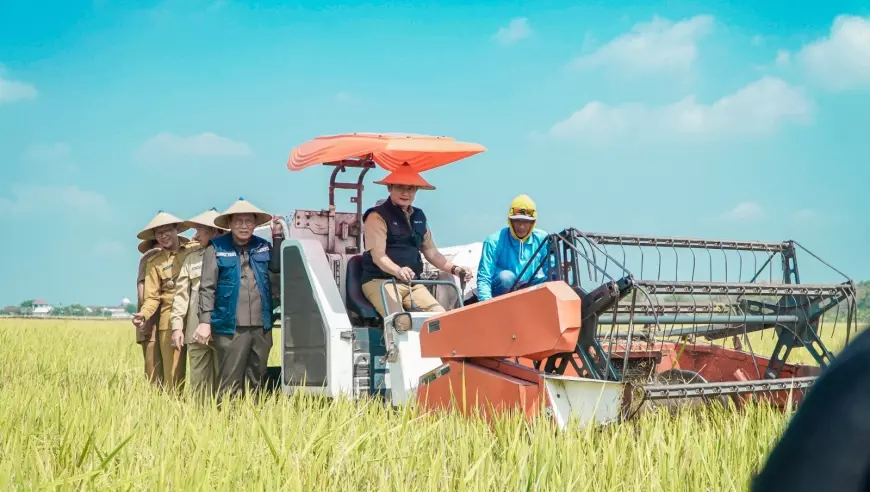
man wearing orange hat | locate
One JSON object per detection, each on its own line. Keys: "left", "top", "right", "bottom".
{"left": 170, "top": 208, "right": 229, "bottom": 397}
{"left": 132, "top": 211, "right": 202, "bottom": 391}
{"left": 359, "top": 164, "right": 473, "bottom": 326}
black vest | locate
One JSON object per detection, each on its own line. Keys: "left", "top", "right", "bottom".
{"left": 360, "top": 199, "right": 428, "bottom": 284}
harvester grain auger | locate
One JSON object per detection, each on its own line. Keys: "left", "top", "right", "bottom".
{"left": 273, "top": 132, "right": 858, "bottom": 430}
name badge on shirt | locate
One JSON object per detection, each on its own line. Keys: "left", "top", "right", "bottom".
{"left": 216, "top": 251, "right": 237, "bottom": 257}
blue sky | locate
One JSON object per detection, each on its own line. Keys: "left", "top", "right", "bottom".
{"left": 1, "top": 0, "right": 869, "bottom": 306}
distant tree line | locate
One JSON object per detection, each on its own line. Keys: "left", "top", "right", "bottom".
{"left": 2, "top": 300, "right": 137, "bottom": 317}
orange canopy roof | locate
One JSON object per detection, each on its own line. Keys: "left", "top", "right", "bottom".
{"left": 287, "top": 133, "right": 486, "bottom": 173}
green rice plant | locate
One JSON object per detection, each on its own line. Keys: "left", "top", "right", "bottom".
{"left": 0, "top": 318, "right": 846, "bottom": 490}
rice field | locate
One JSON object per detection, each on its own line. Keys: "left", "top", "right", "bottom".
{"left": 0, "top": 318, "right": 860, "bottom": 490}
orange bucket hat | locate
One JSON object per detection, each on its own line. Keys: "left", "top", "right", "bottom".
{"left": 373, "top": 163, "right": 435, "bottom": 190}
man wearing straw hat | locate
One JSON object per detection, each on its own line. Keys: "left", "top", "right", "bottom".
{"left": 196, "top": 197, "right": 284, "bottom": 399}
{"left": 359, "top": 163, "right": 473, "bottom": 329}
{"left": 136, "top": 236, "right": 192, "bottom": 384}
{"left": 170, "top": 208, "right": 229, "bottom": 397}
{"left": 136, "top": 239, "right": 164, "bottom": 384}
{"left": 132, "top": 211, "right": 201, "bottom": 391}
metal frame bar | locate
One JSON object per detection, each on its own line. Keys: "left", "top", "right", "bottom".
{"left": 379, "top": 279, "right": 464, "bottom": 316}
{"left": 325, "top": 157, "right": 376, "bottom": 253}
{"left": 636, "top": 280, "right": 851, "bottom": 297}
{"left": 640, "top": 376, "right": 816, "bottom": 400}
{"left": 604, "top": 314, "right": 799, "bottom": 325}
{"left": 578, "top": 232, "right": 790, "bottom": 253}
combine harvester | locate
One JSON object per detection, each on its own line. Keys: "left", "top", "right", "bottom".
{"left": 273, "top": 132, "right": 859, "bottom": 429}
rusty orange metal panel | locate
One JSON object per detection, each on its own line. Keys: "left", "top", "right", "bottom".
{"left": 419, "top": 282, "right": 582, "bottom": 359}
{"left": 471, "top": 357, "right": 544, "bottom": 384}
{"left": 416, "top": 360, "right": 543, "bottom": 422}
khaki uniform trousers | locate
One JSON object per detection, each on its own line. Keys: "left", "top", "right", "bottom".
{"left": 143, "top": 328, "right": 186, "bottom": 390}
{"left": 158, "top": 329, "right": 186, "bottom": 390}
{"left": 138, "top": 313, "right": 163, "bottom": 386}
{"left": 187, "top": 342, "right": 220, "bottom": 397}
{"left": 361, "top": 279, "right": 444, "bottom": 330}
{"left": 141, "top": 334, "right": 162, "bottom": 385}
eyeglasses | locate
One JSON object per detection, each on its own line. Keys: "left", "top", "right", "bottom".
{"left": 231, "top": 217, "right": 256, "bottom": 226}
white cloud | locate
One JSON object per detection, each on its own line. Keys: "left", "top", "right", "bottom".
{"left": 492, "top": 18, "right": 532, "bottom": 45}
{"left": 548, "top": 77, "right": 812, "bottom": 144}
{"left": 0, "top": 69, "right": 37, "bottom": 104}
{"left": 568, "top": 15, "right": 713, "bottom": 73}
{"left": 0, "top": 184, "right": 111, "bottom": 220}
{"left": 721, "top": 202, "right": 764, "bottom": 221}
{"left": 751, "top": 35, "right": 765, "bottom": 46}
{"left": 137, "top": 132, "right": 251, "bottom": 160}
{"left": 775, "top": 50, "right": 791, "bottom": 66}
{"left": 796, "top": 15, "right": 870, "bottom": 91}
{"left": 24, "top": 142, "right": 71, "bottom": 163}
{"left": 334, "top": 91, "right": 353, "bottom": 102}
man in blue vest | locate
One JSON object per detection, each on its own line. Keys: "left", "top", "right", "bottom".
{"left": 359, "top": 164, "right": 473, "bottom": 329}
{"left": 475, "top": 194, "right": 550, "bottom": 302}
{"left": 196, "top": 197, "right": 284, "bottom": 399}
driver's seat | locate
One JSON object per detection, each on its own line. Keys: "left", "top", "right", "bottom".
{"left": 345, "top": 255, "right": 382, "bottom": 324}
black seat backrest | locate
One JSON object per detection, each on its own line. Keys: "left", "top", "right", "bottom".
{"left": 345, "top": 255, "right": 382, "bottom": 322}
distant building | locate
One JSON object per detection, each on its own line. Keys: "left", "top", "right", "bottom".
{"left": 1, "top": 306, "right": 21, "bottom": 315}
{"left": 103, "top": 306, "right": 131, "bottom": 318}
{"left": 31, "top": 298, "right": 53, "bottom": 316}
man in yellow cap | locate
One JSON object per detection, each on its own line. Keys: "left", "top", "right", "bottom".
{"left": 359, "top": 163, "right": 473, "bottom": 326}
{"left": 196, "top": 198, "right": 284, "bottom": 400}
{"left": 170, "top": 208, "right": 229, "bottom": 397}
{"left": 132, "top": 211, "right": 201, "bottom": 391}
{"left": 475, "top": 194, "right": 550, "bottom": 302}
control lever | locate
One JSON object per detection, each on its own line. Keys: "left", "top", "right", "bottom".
{"left": 457, "top": 269, "right": 468, "bottom": 307}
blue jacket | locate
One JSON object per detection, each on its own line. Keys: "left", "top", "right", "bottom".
{"left": 477, "top": 227, "right": 550, "bottom": 301}
{"left": 210, "top": 234, "right": 274, "bottom": 335}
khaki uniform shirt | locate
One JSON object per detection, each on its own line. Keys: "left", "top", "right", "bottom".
{"left": 140, "top": 242, "right": 202, "bottom": 331}
{"left": 136, "top": 248, "right": 163, "bottom": 343}
{"left": 170, "top": 247, "right": 205, "bottom": 344}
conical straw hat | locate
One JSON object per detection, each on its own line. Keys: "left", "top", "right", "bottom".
{"left": 138, "top": 236, "right": 190, "bottom": 254}
{"left": 136, "top": 211, "right": 190, "bottom": 240}
{"left": 214, "top": 197, "right": 272, "bottom": 229}
{"left": 184, "top": 207, "right": 229, "bottom": 231}
{"left": 373, "top": 163, "right": 435, "bottom": 190}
